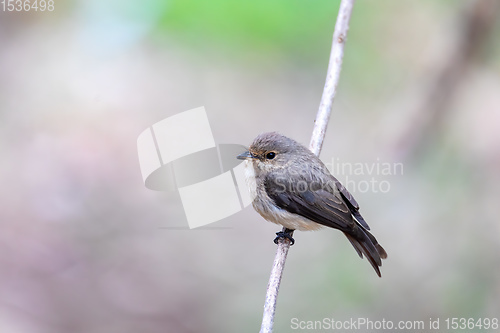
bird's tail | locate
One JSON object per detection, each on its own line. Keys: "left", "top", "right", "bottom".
{"left": 344, "top": 228, "right": 387, "bottom": 277}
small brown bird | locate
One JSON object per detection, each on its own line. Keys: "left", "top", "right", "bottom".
{"left": 237, "top": 132, "right": 387, "bottom": 277}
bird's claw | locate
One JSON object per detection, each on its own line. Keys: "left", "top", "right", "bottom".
{"left": 274, "top": 229, "right": 295, "bottom": 245}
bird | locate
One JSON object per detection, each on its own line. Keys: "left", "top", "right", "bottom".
{"left": 237, "top": 132, "right": 387, "bottom": 277}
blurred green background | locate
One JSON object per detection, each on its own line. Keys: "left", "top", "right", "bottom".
{"left": 1, "top": 0, "right": 500, "bottom": 332}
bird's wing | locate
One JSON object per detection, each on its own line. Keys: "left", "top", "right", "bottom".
{"left": 330, "top": 175, "right": 370, "bottom": 230}
{"left": 264, "top": 174, "right": 356, "bottom": 233}
{"left": 265, "top": 172, "right": 386, "bottom": 277}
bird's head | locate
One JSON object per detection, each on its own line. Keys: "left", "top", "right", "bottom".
{"left": 237, "top": 132, "right": 309, "bottom": 173}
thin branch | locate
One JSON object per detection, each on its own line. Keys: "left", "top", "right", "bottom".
{"left": 259, "top": 1, "right": 355, "bottom": 332}
{"left": 309, "top": 0, "right": 355, "bottom": 156}
{"left": 259, "top": 236, "right": 292, "bottom": 333}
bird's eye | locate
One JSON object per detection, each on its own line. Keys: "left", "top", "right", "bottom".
{"left": 266, "top": 152, "right": 276, "bottom": 160}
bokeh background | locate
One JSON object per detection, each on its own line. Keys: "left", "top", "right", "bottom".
{"left": 1, "top": 0, "right": 500, "bottom": 332}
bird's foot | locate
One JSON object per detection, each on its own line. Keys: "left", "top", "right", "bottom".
{"left": 274, "top": 228, "right": 295, "bottom": 245}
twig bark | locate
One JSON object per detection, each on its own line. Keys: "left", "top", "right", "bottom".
{"left": 259, "top": 1, "right": 355, "bottom": 332}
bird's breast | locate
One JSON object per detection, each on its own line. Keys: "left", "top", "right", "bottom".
{"left": 243, "top": 161, "right": 322, "bottom": 231}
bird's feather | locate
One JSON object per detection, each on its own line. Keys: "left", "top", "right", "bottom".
{"left": 331, "top": 175, "right": 371, "bottom": 230}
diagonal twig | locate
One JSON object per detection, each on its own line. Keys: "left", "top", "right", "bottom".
{"left": 259, "top": 1, "right": 355, "bottom": 332}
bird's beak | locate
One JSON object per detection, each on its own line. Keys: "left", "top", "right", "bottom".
{"left": 237, "top": 150, "right": 255, "bottom": 160}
